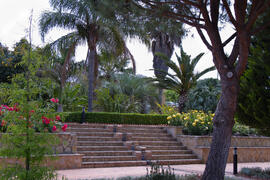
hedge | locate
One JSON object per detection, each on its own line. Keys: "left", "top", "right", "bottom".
{"left": 59, "top": 112, "right": 168, "bottom": 125}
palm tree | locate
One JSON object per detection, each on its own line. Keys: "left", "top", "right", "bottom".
{"left": 151, "top": 47, "right": 216, "bottom": 112}
{"left": 39, "top": 0, "right": 136, "bottom": 112}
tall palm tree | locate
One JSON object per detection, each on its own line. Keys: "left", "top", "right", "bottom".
{"left": 39, "top": 0, "right": 135, "bottom": 112}
{"left": 151, "top": 47, "right": 216, "bottom": 112}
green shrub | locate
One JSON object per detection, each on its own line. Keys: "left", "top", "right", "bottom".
{"left": 240, "top": 167, "right": 270, "bottom": 179}
{"left": 61, "top": 112, "right": 167, "bottom": 125}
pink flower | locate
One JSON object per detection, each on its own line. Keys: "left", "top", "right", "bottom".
{"left": 55, "top": 115, "right": 61, "bottom": 121}
{"left": 52, "top": 126, "right": 57, "bottom": 132}
{"left": 50, "top": 98, "right": 59, "bottom": 103}
{"left": 62, "top": 124, "right": 68, "bottom": 132}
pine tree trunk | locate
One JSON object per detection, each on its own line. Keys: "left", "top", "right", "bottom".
{"left": 202, "top": 76, "right": 239, "bottom": 180}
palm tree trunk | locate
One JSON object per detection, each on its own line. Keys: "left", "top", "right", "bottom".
{"left": 88, "top": 47, "right": 96, "bottom": 112}
{"left": 152, "top": 32, "right": 174, "bottom": 104}
{"left": 202, "top": 77, "right": 239, "bottom": 180}
{"left": 177, "top": 92, "right": 187, "bottom": 113}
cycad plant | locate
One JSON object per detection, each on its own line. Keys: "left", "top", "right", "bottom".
{"left": 151, "top": 47, "right": 215, "bottom": 112}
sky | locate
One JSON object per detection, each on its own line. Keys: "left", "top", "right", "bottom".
{"left": 0, "top": 0, "right": 232, "bottom": 79}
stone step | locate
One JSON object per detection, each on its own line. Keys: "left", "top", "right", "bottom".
{"left": 150, "top": 154, "right": 197, "bottom": 160}
{"left": 138, "top": 141, "right": 181, "bottom": 146}
{"left": 77, "top": 141, "right": 124, "bottom": 146}
{"left": 145, "top": 146, "right": 187, "bottom": 150}
{"left": 151, "top": 150, "right": 193, "bottom": 155}
{"left": 77, "top": 146, "right": 128, "bottom": 151}
{"left": 77, "top": 136, "right": 121, "bottom": 141}
{"left": 83, "top": 155, "right": 137, "bottom": 162}
{"left": 131, "top": 137, "right": 175, "bottom": 141}
{"left": 149, "top": 159, "right": 201, "bottom": 165}
{"left": 82, "top": 160, "right": 147, "bottom": 168}
{"left": 74, "top": 132, "right": 114, "bottom": 137}
{"left": 78, "top": 151, "right": 133, "bottom": 156}
{"left": 67, "top": 127, "right": 112, "bottom": 133}
{"left": 66, "top": 123, "right": 108, "bottom": 128}
{"left": 119, "top": 128, "right": 165, "bottom": 133}
{"left": 128, "top": 132, "right": 171, "bottom": 137}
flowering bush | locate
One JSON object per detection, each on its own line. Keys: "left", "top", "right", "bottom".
{"left": 0, "top": 98, "right": 67, "bottom": 133}
{"left": 181, "top": 110, "right": 214, "bottom": 135}
{"left": 167, "top": 110, "right": 214, "bottom": 135}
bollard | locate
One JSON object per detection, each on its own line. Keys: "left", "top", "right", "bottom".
{"left": 113, "top": 125, "right": 117, "bottom": 133}
{"left": 233, "top": 147, "right": 238, "bottom": 175}
{"left": 80, "top": 107, "right": 85, "bottom": 124}
{"left": 122, "top": 133, "right": 127, "bottom": 141}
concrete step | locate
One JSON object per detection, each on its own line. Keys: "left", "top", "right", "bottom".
{"left": 119, "top": 128, "right": 165, "bottom": 133}
{"left": 131, "top": 137, "right": 175, "bottom": 141}
{"left": 145, "top": 146, "right": 187, "bottom": 150}
{"left": 150, "top": 154, "right": 197, "bottom": 160}
{"left": 149, "top": 159, "right": 201, "bottom": 165}
{"left": 151, "top": 150, "right": 193, "bottom": 155}
{"left": 66, "top": 123, "right": 108, "bottom": 128}
{"left": 77, "top": 136, "right": 121, "bottom": 141}
{"left": 138, "top": 141, "right": 181, "bottom": 146}
{"left": 67, "top": 127, "right": 112, "bottom": 133}
{"left": 78, "top": 151, "right": 133, "bottom": 156}
{"left": 128, "top": 132, "right": 171, "bottom": 137}
{"left": 77, "top": 146, "right": 128, "bottom": 151}
{"left": 77, "top": 141, "right": 124, "bottom": 146}
{"left": 83, "top": 155, "right": 137, "bottom": 162}
{"left": 74, "top": 132, "right": 114, "bottom": 137}
{"left": 82, "top": 160, "right": 147, "bottom": 168}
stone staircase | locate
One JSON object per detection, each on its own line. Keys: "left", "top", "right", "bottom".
{"left": 67, "top": 123, "right": 201, "bottom": 168}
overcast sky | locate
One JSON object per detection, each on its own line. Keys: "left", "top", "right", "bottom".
{"left": 0, "top": 0, "right": 229, "bottom": 79}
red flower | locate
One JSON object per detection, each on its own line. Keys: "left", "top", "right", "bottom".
{"left": 42, "top": 116, "right": 50, "bottom": 125}
{"left": 50, "top": 98, "right": 59, "bottom": 103}
{"left": 61, "top": 124, "right": 68, "bottom": 132}
{"left": 55, "top": 115, "right": 61, "bottom": 121}
{"left": 1, "top": 120, "right": 6, "bottom": 126}
{"left": 52, "top": 126, "right": 57, "bottom": 132}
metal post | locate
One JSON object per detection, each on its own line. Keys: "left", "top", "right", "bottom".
{"left": 233, "top": 147, "right": 238, "bottom": 175}
{"left": 81, "top": 107, "right": 85, "bottom": 124}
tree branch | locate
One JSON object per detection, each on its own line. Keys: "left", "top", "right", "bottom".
{"left": 210, "top": 0, "right": 220, "bottom": 26}
{"left": 196, "top": 27, "right": 213, "bottom": 51}
{"left": 222, "top": 0, "right": 237, "bottom": 27}
{"left": 252, "top": 20, "right": 270, "bottom": 35}
{"left": 228, "top": 37, "right": 239, "bottom": 67}
{"left": 222, "top": 32, "right": 237, "bottom": 47}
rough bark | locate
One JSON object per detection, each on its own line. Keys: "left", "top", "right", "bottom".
{"left": 87, "top": 25, "right": 98, "bottom": 112}
{"left": 177, "top": 92, "right": 187, "bottom": 113}
{"left": 202, "top": 75, "right": 239, "bottom": 180}
{"left": 88, "top": 48, "right": 96, "bottom": 112}
{"left": 152, "top": 32, "right": 174, "bottom": 104}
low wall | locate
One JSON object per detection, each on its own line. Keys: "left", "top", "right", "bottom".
{"left": 0, "top": 133, "right": 77, "bottom": 154}
{"left": 178, "top": 135, "right": 270, "bottom": 163}
{"left": 0, "top": 133, "right": 80, "bottom": 169}
{"left": 0, "top": 154, "right": 83, "bottom": 170}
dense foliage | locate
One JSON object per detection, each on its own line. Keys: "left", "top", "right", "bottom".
{"left": 236, "top": 13, "right": 270, "bottom": 136}
{"left": 185, "top": 78, "right": 221, "bottom": 112}
{"left": 95, "top": 73, "right": 158, "bottom": 113}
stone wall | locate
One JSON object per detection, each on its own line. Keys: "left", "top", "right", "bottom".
{"left": 0, "top": 133, "right": 77, "bottom": 154}
{"left": 178, "top": 135, "right": 270, "bottom": 163}
{"left": 0, "top": 133, "right": 81, "bottom": 169}
{"left": 0, "top": 154, "right": 83, "bottom": 170}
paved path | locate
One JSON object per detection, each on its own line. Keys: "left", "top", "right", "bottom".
{"left": 57, "top": 162, "right": 269, "bottom": 180}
